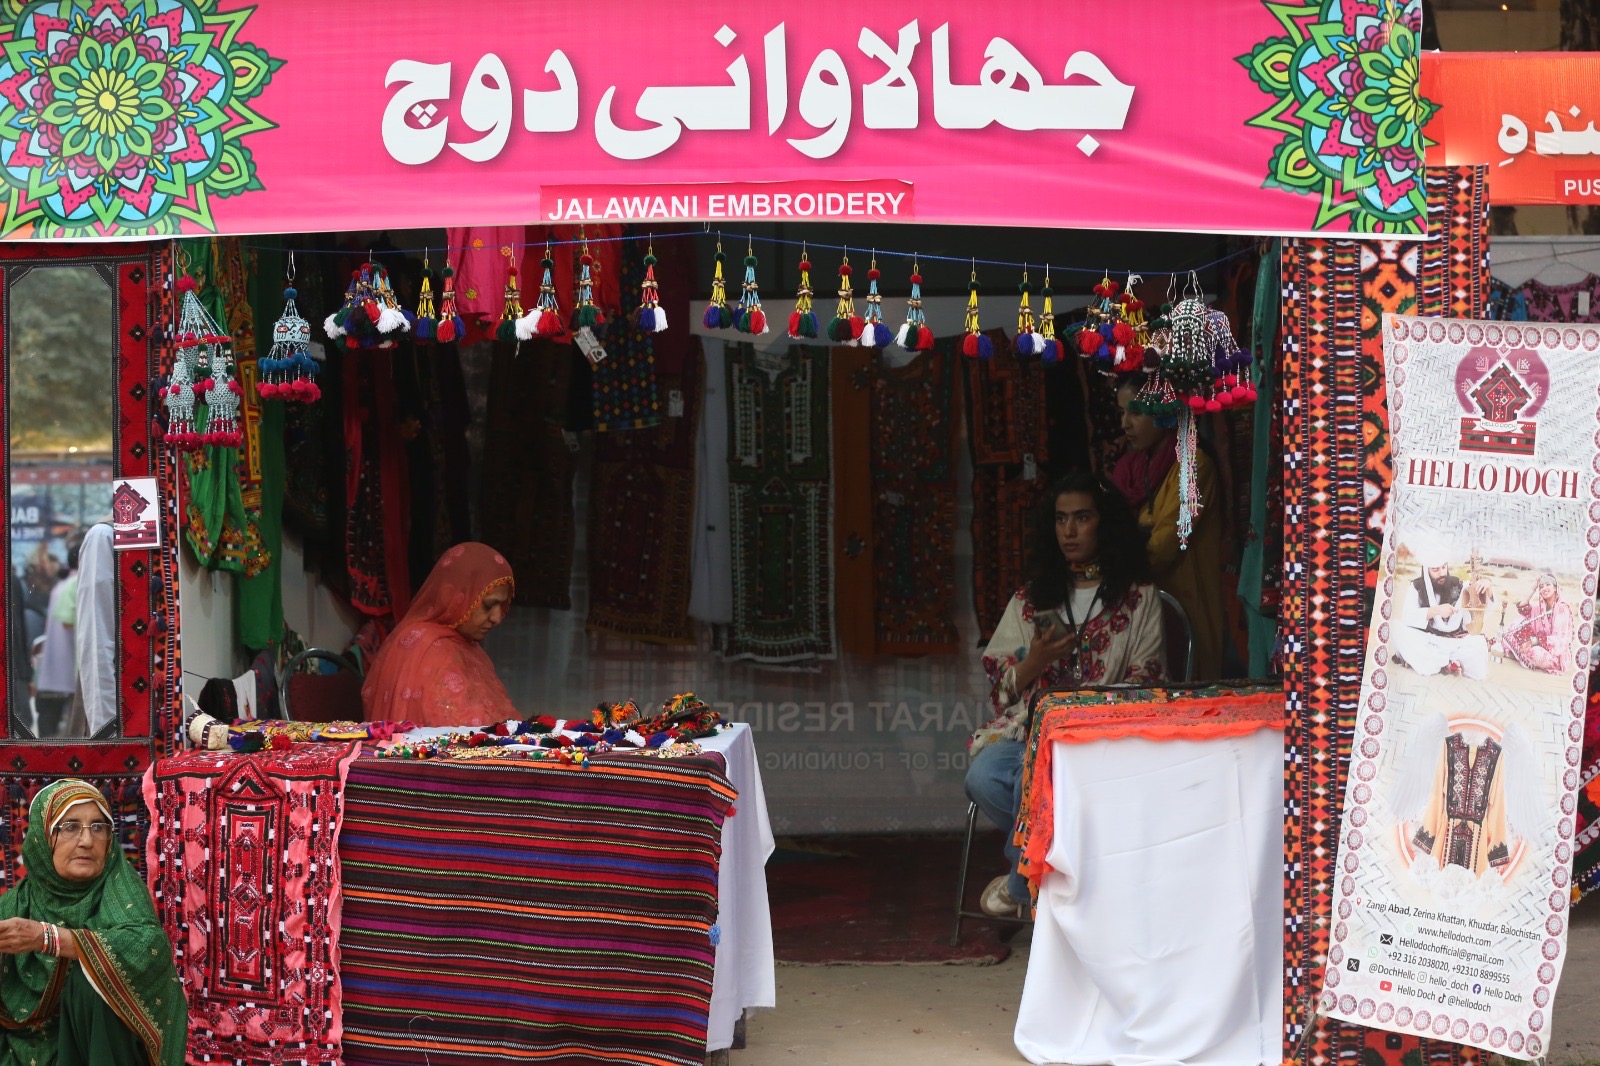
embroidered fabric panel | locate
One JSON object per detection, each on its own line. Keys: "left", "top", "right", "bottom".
{"left": 146, "top": 743, "right": 359, "bottom": 1066}
{"left": 1280, "top": 165, "right": 1489, "bottom": 1066}
{"left": 717, "top": 344, "right": 835, "bottom": 663}
{"left": 591, "top": 255, "right": 662, "bottom": 432}
{"left": 586, "top": 345, "right": 702, "bottom": 644}
{"left": 339, "top": 753, "right": 735, "bottom": 1066}
{"left": 966, "top": 341, "right": 1050, "bottom": 641}
{"left": 871, "top": 346, "right": 959, "bottom": 655}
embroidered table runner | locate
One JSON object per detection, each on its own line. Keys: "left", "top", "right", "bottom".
{"left": 1015, "top": 684, "right": 1285, "bottom": 891}
{"left": 145, "top": 742, "right": 362, "bottom": 1066}
{"left": 338, "top": 751, "right": 737, "bottom": 1066}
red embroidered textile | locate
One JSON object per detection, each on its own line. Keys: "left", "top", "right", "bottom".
{"left": 1015, "top": 685, "right": 1284, "bottom": 892}
{"left": 145, "top": 742, "right": 361, "bottom": 1065}
{"left": 360, "top": 542, "right": 517, "bottom": 726}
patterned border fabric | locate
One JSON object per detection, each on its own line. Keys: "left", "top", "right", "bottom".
{"left": 145, "top": 743, "right": 360, "bottom": 1066}
{"left": 338, "top": 753, "right": 737, "bottom": 1066}
{"left": 1280, "top": 165, "right": 1489, "bottom": 1065}
{"left": 966, "top": 337, "right": 1050, "bottom": 641}
{"left": 716, "top": 343, "right": 835, "bottom": 663}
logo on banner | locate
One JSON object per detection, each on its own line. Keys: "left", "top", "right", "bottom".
{"left": 1456, "top": 351, "right": 1548, "bottom": 457}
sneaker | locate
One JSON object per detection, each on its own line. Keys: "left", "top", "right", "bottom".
{"left": 980, "top": 874, "right": 1021, "bottom": 917}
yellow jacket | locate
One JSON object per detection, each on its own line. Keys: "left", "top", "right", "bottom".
{"left": 1139, "top": 451, "right": 1227, "bottom": 680}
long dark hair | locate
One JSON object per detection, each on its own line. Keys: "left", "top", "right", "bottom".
{"left": 1023, "top": 471, "right": 1150, "bottom": 612}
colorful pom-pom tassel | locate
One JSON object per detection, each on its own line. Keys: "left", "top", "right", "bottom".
{"left": 961, "top": 263, "right": 990, "bottom": 358}
{"left": 899, "top": 260, "right": 931, "bottom": 352}
{"left": 787, "top": 250, "right": 818, "bottom": 340}
{"left": 704, "top": 238, "right": 732, "bottom": 330}
{"left": 636, "top": 239, "right": 669, "bottom": 333}
{"left": 826, "top": 253, "right": 862, "bottom": 345}
{"left": 734, "top": 241, "right": 769, "bottom": 335}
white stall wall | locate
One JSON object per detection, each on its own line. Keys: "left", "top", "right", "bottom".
{"left": 1490, "top": 237, "right": 1600, "bottom": 289}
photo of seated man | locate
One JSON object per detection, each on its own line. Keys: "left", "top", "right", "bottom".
{"left": 1391, "top": 545, "right": 1489, "bottom": 681}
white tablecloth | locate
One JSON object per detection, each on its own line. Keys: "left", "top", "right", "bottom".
{"left": 1015, "top": 729, "right": 1283, "bottom": 1066}
{"left": 401, "top": 722, "right": 775, "bottom": 1051}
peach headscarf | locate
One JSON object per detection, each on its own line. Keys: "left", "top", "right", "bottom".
{"left": 360, "top": 543, "right": 517, "bottom": 727}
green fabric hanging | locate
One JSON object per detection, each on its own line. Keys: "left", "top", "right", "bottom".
{"left": 178, "top": 239, "right": 247, "bottom": 573}
{"left": 1238, "top": 242, "right": 1281, "bottom": 677}
{"left": 238, "top": 248, "right": 287, "bottom": 651}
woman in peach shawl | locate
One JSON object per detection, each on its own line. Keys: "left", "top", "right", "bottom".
{"left": 361, "top": 543, "right": 518, "bottom": 726}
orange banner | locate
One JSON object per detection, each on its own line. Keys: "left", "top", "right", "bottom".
{"left": 1422, "top": 53, "right": 1600, "bottom": 205}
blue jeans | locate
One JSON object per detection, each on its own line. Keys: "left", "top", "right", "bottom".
{"left": 964, "top": 738, "right": 1028, "bottom": 904}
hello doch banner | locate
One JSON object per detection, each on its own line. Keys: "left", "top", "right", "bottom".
{"left": 1320, "top": 316, "right": 1600, "bottom": 1057}
{"left": 0, "top": 0, "right": 1433, "bottom": 239}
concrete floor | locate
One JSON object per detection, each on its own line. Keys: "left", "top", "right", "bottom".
{"left": 729, "top": 900, "right": 1600, "bottom": 1065}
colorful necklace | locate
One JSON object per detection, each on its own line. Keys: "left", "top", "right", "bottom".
{"left": 1070, "top": 561, "right": 1102, "bottom": 582}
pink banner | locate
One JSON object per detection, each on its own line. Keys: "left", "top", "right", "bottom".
{"left": 0, "top": 0, "right": 1430, "bottom": 239}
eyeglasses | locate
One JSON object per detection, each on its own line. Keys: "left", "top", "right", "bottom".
{"left": 53, "top": 820, "right": 113, "bottom": 840}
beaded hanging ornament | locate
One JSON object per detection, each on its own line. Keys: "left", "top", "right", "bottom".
{"left": 413, "top": 252, "right": 439, "bottom": 342}
{"left": 1038, "top": 267, "right": 1062, "bottom": 363}
{"left": 498, "top": 254, "right": 528, "bottom": 342}
{"left": 733, "top": 238, "right": 768, "bottom": 335}
{"left": 1205, "top": 309, "right": 1256, "bottom": 407}
{"left": 1013, "top": 267, "right": 1046, "bottom": 357}
{"left": 896, "top": 257, "right": 934, "bottom": 351}
{"left": 859, "top": 253, "right": 893, "bottom": 348}
{"left": 517, "top": 243, "right": 565, "bottom": 337}
{"left": 259, "top": 269, "right": 320, "bottom": 403}
{"left": 702, "top": 237, "right": 732, "bottom": 329}
{"left": 1074, "top": 274, "right": 1141, "bottom": 374}
{"left": 826, "top": 252, "right": 864, "bottom": 344}
{"left": 636, "top": 238, "right": 669, "bottom": 333}
{"left": 786, "top": 247, "right": 818, "bottom": 339}
{"left": 434, "top": 257, "right": 466, "bottom": 343}
{"left": 323, "top": 261, "right": 409, "bottom": 349}
{"left": 161, "top": 276, "right": 241, "bottom": 450}
{"left": 961, "top": 262, "right": 993, "bottom": 359}
{"left": 570, "top": 230, "right": 606, "bottom": 335}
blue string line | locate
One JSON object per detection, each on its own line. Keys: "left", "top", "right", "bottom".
{"left": 242, "top": 230, "right": 1257, "bottom": 280}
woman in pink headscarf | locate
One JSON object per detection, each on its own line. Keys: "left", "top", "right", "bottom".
{"left": 1497, "top": 572, "right": 1574, "bottom": 675}
{"left": 361, "top": 543, "right": 518, "bottom": 726}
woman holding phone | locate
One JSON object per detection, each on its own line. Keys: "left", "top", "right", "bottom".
{"left": 964, "top": 471, "right": 1168, "bottom": 918}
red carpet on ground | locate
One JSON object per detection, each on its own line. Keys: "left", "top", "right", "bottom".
{"left": 767, "top": 834, "right": 1015, "bottom": 965}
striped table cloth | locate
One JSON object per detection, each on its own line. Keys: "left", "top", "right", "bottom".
{"left": 339, "top": 752, "right": 738, "bottom": 1066}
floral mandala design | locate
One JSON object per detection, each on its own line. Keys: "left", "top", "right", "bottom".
{"left": 1237, "top": 0, "right": 1436, "bottom": 235}
{"left": 0, "top": 0, "right": 281, "bottom": 237}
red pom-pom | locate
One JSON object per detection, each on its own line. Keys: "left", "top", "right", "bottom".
{"left": 1217, "top": 391, "right": 1235, "bottom": 408}
{"left": 1187, "top": 396, "right": 1207, "bottom": 412}
{"left": 175, "top": 276, "right": 197, "bottom": 293}
{"left": 364, "top": 300, "right": 380, "bottom": 323}
{"left": 909, "top": 273, "right": 923, "bottom": 285}
{"left": 917, "top": 326, "right": 935, "bottom": 350}
{"left": 227, "top": 380, "right": 242, "bottom": 394}
{"left": 1205, "top": 399, "right": 1222, "bottom": 413}
{"left": 750, "top": 309, "right": 766, "bottom": 333}
{"left": 157, "top": 385, "right": 169, "bottom": 398}
{"left": 437, "top": 319, "right": 457, "bottom": 343}
{"left": 838, "top": 264, "right": 853, "bottom": 277}
{"left": 868, "top": 268, "right": 880, "bottom": 281}
{"left": 506, "top": 265, "right": 517, "bottom": 277}
{"left": 580, "top": 254, "right": 594, "bottom": 266}
{"left": 798, "top": 260, "right": 812, "bottom": 272}
{"left": 962, "top": 333, "right": 980, "bottom": 357}
{"left": 1077, "top": 331, "right": 1100, "bottom": 355}
{"left": 1112, "top": 322, "right": 1134, "bottom": 346}
{"left": 849, "top": 315, "right": 865, "bottom": 338}
{"left": 787, "top": 311, "right": 801, "bottom": 337}
{"left": 351, "top": 270, "right": 362, "bottom": 280}
{"left": 270, "top": 734, "right": 292, "bottom": 751}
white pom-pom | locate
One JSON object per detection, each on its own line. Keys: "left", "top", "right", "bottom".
{"left": 517, "top": 308, "right": 543, "bottom": 339}
{"left": 895, "top": 323, "right": 910, "bottom": 347}
{"left": 653, "top": 307, "right": 669, "bottom": 333}
{"left": 1031, "top": 332, "right": 1046, "bottom": 353}
{"left": 376, "top": 306, "right": 409, "bottom": 334}
{"left": 859, "top": 322, "right": 879, "bottom": 348}
{"left": 324, "top": 313, "right": 345, "bottom": 339}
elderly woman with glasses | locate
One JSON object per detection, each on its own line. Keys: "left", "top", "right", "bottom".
{"left": 0, "top": 779, "right": 185, "bottom": 1065}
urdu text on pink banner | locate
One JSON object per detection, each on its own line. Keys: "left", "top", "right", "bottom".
{"left": 0, "top": 0, "right": 1429, "bottom": 239}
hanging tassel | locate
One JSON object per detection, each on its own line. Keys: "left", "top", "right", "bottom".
{"left": 898, "top": 259, "right": 933, "bottom": 351}
{"left": 787, "top": 249, "right": 817, "bottom": 339}
{"left": 961, "top": 263, "right": 991, "bottom": 359}
{"left": 860, "top": 254, "right": 891, "bottom": 348}
{"left": 499, "top": 258, "right": 528, "bottom": 342}
{"left": 734, "top": 241, "right": 768, "bottom": 335}
{"left": 1176, "top": 406, "right": 1201, "bottom": 550}
{"left": 1038, "top": 268, "right": 1061, "bottom": 363}
{"left": 703, "top": 238, "right": 733, "bottom": 329}
{"left": 636, "top": 240, "right": 669, "bottom": 333}
{"left": 520, "top": 245, "right": 565, "bottom": 338}
{"left": 1014, "top": 269, "right": 1039, "bottom": 357}
{"left": 435, "top": 260, "right": 465, "bottom": 343}
{"left": 372, "top": 263, "right": 411, "bottom": 340}
{"left": 164, "top": 275, "right": 240, "bottom": 451}
{"left": 826, "top": 252, "right": 863, "bottom": 344}
{"left": 261, "top": 281, "right": 321, "bottom": 404}
{"left": 570, "top": 230, "right": 607, "bottom": 334}
{"left": 413, "top": 255, "right": 438, "bottom": 342}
